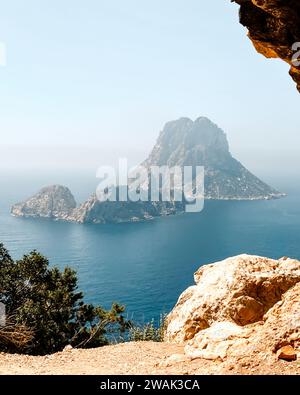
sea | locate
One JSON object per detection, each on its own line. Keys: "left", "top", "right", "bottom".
{"left": 1, "top": 170, "right": 300, "bottom": 324}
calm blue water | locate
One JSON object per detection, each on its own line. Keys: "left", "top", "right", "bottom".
{"left": 1, "top": 171, "right": 300, "bottom": 323}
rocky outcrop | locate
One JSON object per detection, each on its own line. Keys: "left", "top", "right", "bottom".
{"left": 68, "top": 193, "right": 182, "bottom": 224}
{"left": 166, "top": 254, "right": 300, "bottom": 362}
{"left": 233, "top": 0, "right": 300, "bottom": 92}
{"left": 144, "top": 117, "right": 284, "bottom": 200}
{"left": 11, "top": 185, "right": 76, "bottom": 220}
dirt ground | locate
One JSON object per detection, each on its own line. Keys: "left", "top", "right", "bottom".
{"left": 0, "top": 341, "right": 299, "bottom": 375}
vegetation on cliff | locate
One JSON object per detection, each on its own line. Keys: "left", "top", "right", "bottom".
{"left": 0, "top": 243, "right": 128, "bottom": 355}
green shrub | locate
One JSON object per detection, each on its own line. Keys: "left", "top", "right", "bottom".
{"left": 0, "top": 243, "right": 128, "bottom": 355}
{"left": 128, "top": 314, "right": 167, "bottom": 342}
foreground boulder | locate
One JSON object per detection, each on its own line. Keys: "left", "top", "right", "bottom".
{"left": 166, "top": 255, "right": 300, "bottom": 362}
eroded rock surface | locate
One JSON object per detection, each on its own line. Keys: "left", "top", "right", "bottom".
{"left": 233, "top": 0, "right": 300, "bottom": 92}
{"left": 166, "top": 255, "right": 300, "bottom": 363}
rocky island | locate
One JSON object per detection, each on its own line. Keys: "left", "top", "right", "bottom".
{"left": 11, "top": 185, "right": 76, "bottom": 221}
{"left": 143, "top": 117, "right": 283, "bottom": 200}
{"left": 11, "top": 117, "right": 285, "bottom": 224}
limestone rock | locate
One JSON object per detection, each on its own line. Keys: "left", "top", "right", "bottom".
{"left": 184, "top": 321, "right": 249, "bottom": 361}
{"left": 63, "top": 345, "right": 73, "bottom": 353}
{"left": 166, "top": 255, "right": 300, "bottom": 345}
{"left": 166, "top": 255, "right": 300, "bottom": 365}
{"left": 260, "top": 281, "right": 300, "bottom": 353}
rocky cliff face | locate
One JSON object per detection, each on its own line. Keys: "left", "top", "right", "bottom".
{"left": 11, "top": 185, "right": 77, "bottom": 220}
{"left": 233, "top": 0, "right": 300, "bottom": 92}
{"left": 144, "top": 117, "right": 283, "bottom": 200}
{"left": 165, "top": 254, "right": 300, "bottom": 363}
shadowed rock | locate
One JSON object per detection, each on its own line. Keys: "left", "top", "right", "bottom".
{"left": 233, "top": 0, "right": 300, "bottom": 92}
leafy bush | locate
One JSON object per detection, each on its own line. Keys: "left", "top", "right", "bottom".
{"left": 128, "top": 315, "right": 167, "bottom": 342}
{"left": 0, "top": 243, "right": 128, "bottom": 355}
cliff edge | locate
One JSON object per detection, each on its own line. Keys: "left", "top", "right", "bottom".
{"left": 1, "top": 254, "right": 299, "bottom": 375}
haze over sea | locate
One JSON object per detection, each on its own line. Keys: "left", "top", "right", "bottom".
{"left": 1, "top": 170, "right": 300, "bottom": 323}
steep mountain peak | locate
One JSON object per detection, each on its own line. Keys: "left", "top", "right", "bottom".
{"left": 144, "top": 116, "right": 283, "bottom": 200}
{"left": 194, "top": 116, "right": 215, "bottom": 125}
{"left": 144, "top": 116, "right": 230, "bottom": 167}
{"left": 187, "top": 117, "right": 229, "bottom": 152}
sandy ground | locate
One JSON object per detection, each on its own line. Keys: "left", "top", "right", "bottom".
{"left": 0, "top": 342, "right": 299, "bottom": 375}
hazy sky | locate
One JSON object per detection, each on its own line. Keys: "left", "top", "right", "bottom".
{"left": 0, "top": 0, "right": 299, "bottom": 179}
